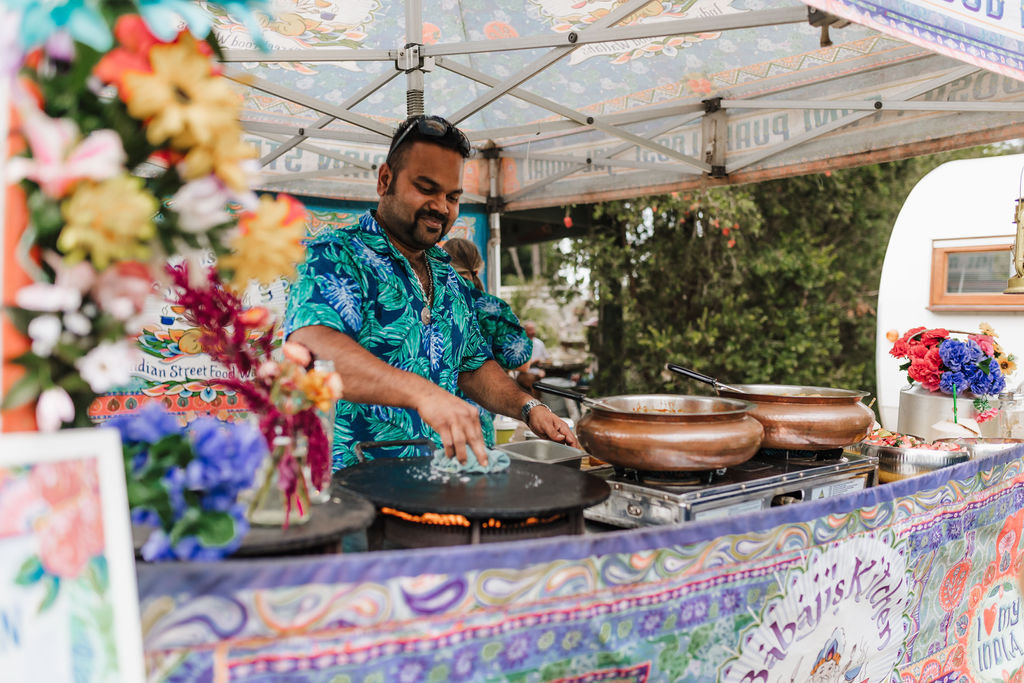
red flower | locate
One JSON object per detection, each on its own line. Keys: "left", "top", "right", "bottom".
{"left": 909, "top": 358, "right": 942, "bottom": 392}
{"left": 722, "top": 227, "right": 730, "bottom": 236}
{"left": 727, "top": 239, "right": 736, "bottom": 248}
{"left": 920, "top": 328, "right": 950, "bottom": 346}
{"left": 891, "top": 326, "right": 926, "bottom": 358}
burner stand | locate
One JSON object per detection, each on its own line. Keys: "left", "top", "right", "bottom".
{"left": 613, "top": 467, "right": 727, "bottom": 487}
{"left": 367, "top": 508, "right": 583, "bottom": 549}
{"left": 758, "top": 447, "right": 846, "bottom": 465}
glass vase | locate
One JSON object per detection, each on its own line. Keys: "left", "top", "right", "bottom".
{"left": 246, "top": 435, "right": 312, "bottom": 528}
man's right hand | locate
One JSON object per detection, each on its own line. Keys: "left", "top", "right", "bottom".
{"left": 414, "top": 388, "right": 489, "bottom": 467}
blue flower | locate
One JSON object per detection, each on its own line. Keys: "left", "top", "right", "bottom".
{"left": 940, "top": 371, "right": 968, "bottom": 395}
{"left": 131, "top": 507, "right": 161, "bottom": 527}
{"left": 965, "top": 364, "right": 993, "bottom": 396}
{"left": 140, "top": 529, "right": 175, "bottom": 562}
{"left": 163, "top": 467, "right": 187, "bottom": 517}
{"left": 939, "top": 340, "right": 980, "bottom": 371}
{"left": 105, "top": 402, "right": 181, "bottom": 446}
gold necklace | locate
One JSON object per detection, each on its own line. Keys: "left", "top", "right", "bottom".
{"left": 417, "top": 258, "right": 433, "bottom": 325}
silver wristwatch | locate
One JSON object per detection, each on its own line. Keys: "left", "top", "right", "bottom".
{"left": 521, "top": 399, "right": 544, "bottom": 423}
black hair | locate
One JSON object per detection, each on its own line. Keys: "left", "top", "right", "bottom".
{"left": 386, "top": 115, "right": 471, "bottom": 173}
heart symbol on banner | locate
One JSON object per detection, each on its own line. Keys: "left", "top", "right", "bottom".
{"left": 984, "top": 604, "right": 997, "bottom": 636}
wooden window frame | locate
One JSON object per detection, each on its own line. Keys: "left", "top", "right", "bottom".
{"left": 929, "top": 242, "right": 1024, "bottom": 311}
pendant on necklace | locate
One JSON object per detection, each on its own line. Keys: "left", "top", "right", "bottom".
{"left": 421, "top": 307, "right": 432, "bottom": 325}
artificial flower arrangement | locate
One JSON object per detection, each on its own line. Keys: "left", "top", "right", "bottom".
{"left": 167, "top": 264, "right": 342, "bottom": 526}
{"left": 2, "top": 2, "right": 333, "bottom": 546}
{"left": 105, "top": 402, "right": 266, "bottom": 561}
{"left": 3, "top": 8, "right": 300, "bottom": 430}
{"left": 888, "top": 324, "right": 1015, "bottom": 421}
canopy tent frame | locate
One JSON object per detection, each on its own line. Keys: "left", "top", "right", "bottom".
{"left": 220, "top": 0, "right": 1024, "bottom": 292}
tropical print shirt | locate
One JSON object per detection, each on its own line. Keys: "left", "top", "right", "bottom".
{"left": 283, "top": 211, "right": 492, "bottom": 470}
{"left": 458, "top": 287, "right": 532, "bottom": 445}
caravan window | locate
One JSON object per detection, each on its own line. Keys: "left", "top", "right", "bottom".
{"left": 929, "top": 237, "right": 1024, "bottom": 310}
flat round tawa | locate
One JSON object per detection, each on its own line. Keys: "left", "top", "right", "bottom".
{"left": 332, "top": 456, "right": 610, "bottom": 518}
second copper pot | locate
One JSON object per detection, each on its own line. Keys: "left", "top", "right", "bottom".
{"left": 716, "top": 384, "right": 874, "bottom": 450}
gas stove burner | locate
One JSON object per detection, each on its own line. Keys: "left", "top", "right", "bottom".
{"left": 758, "top": 447, "right": 846, "bottom": 465}
{"left": 614, "top": 467, "right": 727, "bottom": 487}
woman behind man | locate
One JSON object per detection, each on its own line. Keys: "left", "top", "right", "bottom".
{"left": 442, "top": 238, "right": 532, "bottom": 444}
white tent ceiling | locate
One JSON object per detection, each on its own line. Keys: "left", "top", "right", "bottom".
{"left": 197, "top": 0, "right": 1024, "bottom": 213}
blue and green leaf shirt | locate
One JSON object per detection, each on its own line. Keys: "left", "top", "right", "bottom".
{"left": 283, "top": 211, "right": 492, "bottom": 470}
{"left": 458, "top": 287, "right": 532, "bottom": 445}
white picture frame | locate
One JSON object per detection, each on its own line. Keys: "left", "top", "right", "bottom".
{"left": 0, "top": 428, "right": 145, "bottom": 682}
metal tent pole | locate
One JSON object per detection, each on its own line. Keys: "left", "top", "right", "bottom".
{"left": 405, "top": 0, "right": 424, "bottom": 116}
{"left": 487, "top": 156, "right": 502, "bottom": 295}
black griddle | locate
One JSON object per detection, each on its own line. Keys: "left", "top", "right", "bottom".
{"left": 333, "top": 455, "right": 610, "bottom": 519}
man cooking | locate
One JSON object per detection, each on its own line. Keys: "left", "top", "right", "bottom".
{"left": 283, "top": 114, "right": 578, "bottom": 470}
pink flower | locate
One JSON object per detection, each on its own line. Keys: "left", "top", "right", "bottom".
{"left": 969, "top": 334, "right": 996, "bottom": 357}
{"left": 31, "top": 461, "right": 104, "bottom": 578}
{"left": 91, "top": 261, "right": 153, "bottom": 320}
{"left": 282, "top": 341, "right": 311, "bottom": 368}
{"left": 169, "top": 175, "right": 257, "bottom": 234}
{"left": 257, "top": 360, "right": 280, "bottom": 380}
{"left": 36, "top": 494, "right": 104, "bottom": 578}
{"left": 325, "top": 373, "right": 343, "bottom": 400}
{"left": 31, "top": 460, "right": 95, "bottom": 506}
{"left": 976, "top": 408, "right": 999, "bottom": 424}
{"left": 35, "top": 387, "right": 75, "bottom": 432}
{"left": 7, "top": 105, "right": 126, "bottom": 198}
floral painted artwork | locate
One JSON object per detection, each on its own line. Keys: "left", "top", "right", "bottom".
{"left": 0, "top": 430, "right": 144, "bottom": 681}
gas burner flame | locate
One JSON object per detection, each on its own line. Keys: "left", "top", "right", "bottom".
{"left": 380, "top": 507, "right": 563, "bottom": 529}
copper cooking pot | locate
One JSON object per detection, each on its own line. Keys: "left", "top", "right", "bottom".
{"left": 535, "top": 383, "right": 764, "bottom": 471}
{"left": 666, "top": 365, "right": 874, "bottom": 450}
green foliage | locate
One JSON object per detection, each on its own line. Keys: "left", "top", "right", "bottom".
{"left": 567, "top": 148, "right": 1007, "bottom": 401}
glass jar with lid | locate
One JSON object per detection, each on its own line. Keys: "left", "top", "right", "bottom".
{"left": 998, "top": 392, "right": 1024, "bottom": 438}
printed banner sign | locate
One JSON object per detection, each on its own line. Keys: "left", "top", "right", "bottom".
{"left": 137, "top": 446, "right": 1024, "bottom": 681}
{"left": 0, "top": 429, "right": 144, "bottom": 682}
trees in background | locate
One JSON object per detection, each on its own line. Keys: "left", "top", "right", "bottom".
{"left": 564, "top": 148, "right": 1007, "bottom": 400}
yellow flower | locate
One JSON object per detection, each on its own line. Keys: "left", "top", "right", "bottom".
{"left": 298, "top": 368, "right": 344, "bottom": 412}
{"left": 220, "top": 194, "right": 307, "bottom": 289}
{"left": 980, "top": 322, "right": 998, "bottom": 337}
{"left": 1001, "top": 358, "right": 1017, "bottom": 374}
{"left": 58, "top": 176, "right": 157, "bottom": 269}
{"left": 122, "top": 34, "right": 240, "bottom": 150}
{"left": 180, "top": 134, "right": 256, "bottom": 191}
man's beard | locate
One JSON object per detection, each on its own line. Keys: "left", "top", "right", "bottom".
{"left": 378, "top": 194, "right": 451, "bottom": 250}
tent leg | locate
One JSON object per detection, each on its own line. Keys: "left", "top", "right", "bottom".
{"left": 405, "top": 0, "right": 424, "bottom": 116}
{"left": 487, "top": 156, "right": 502, "bottom": 295}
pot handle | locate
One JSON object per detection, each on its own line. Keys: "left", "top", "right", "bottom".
{"left": 533, "top": 380, "right": 586, "bottom": 405}
{"left": 665, "top": 364, "right": 718, "bottom": 389}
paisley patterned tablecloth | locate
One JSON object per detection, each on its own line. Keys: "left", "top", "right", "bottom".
{"left": 138, "top": 445, "right": 1024, "bottom": 682}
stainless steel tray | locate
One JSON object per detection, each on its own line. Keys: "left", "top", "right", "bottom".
{"left": 857, "top": 442, "right": 969, "bottom": 482}
{"left": 935, "top": 437, "right": 1024, "bottom": 459}
{"left": 495, "top": 440, "right": 585, "bottom": 469}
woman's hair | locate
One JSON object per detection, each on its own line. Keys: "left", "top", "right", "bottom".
{"left": 442, "top": 238, "right": 484, "bottom": 291}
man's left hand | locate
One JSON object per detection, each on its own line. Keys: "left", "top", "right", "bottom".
{"left": 527, "top": 405, "right": 581, "bottom": 448}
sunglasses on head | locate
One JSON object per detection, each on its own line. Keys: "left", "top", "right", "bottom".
{"left": 386, "top": 115, "right": 472, "bottom": 163}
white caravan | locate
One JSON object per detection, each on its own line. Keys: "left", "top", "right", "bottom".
{"left": 876, "top": 153, "right": 1024, "bottom": 430}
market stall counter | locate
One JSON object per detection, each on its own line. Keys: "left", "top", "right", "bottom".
{"left": 136, "top": 442, "right": 1024, "bottom": 681}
